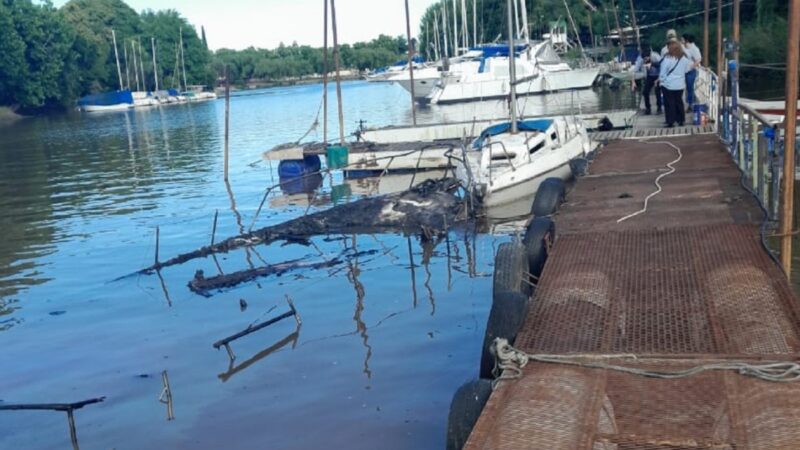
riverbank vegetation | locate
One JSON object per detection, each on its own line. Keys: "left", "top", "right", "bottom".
{"left": 0, "top": 0, "right": 793, "bottom": 114}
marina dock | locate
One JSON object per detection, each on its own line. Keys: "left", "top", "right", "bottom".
{"left": 465, "top": 125, "right": 800, "bottom": 450}
{"left": 464, "top": 130, "right": 800, "bottom": 448}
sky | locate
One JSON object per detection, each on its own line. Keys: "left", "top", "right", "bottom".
{"left": 52, "top": 0, "right": 440, "bottom": 51}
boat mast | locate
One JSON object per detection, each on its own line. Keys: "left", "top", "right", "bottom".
{"left": 132, "top": 41, "right": 140, "bottom": 92}
{"left": 404, "top": 0, "right": 417, "bottom": 126}
{"left": 152, "top": 37, "right": 160, "bottom": 92}
{"left": 472, "top": 0, "right": 477, "bottom": 46}
{"left": 506, "top": 0, "right": 518, "bottom": 133}
{"left": 138, "top": 39, "right": 147, "bottom": 91}
{"left": 112, "top": 29, "right": 124, "bottom": 91}
{"left": 323, "top": 0, "right": 329, "bottom": 144}
{"left": 512, "top": 0, "right": 520, "bottom": 40}
{"left": 628, "top": 0, "right": 641, "bottom": 52}
{"left": 519, "top": 0, "right": 530, "bottom": 43}
{"left": 460, "top": 0, "right": 468, "bottom": 52}
{"left": 433, "top": 9, "right": 441, "bottom": 61}
{"left": 441, "top": 3, "right": 449, "bottom": 58}
{"left": 451, "top": 0, "right": 458, "bottom": 55}
{"left": 329, "top": 0, "right": 345, "bottom": 145}
{"left": 180, "top": 27, "right": 188, "bottom": 91}
{"left": 123, "top": 40, "right": 130, "bottom": 89}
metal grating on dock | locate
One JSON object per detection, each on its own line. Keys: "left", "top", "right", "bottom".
{"left": 588, "top": 124, "right": 715, "bottom": 141}
{"left": 465, "top": 134, "right": 800, "bottom": 450}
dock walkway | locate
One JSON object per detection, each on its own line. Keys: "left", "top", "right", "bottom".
{"left": 466, "top": 133, "right": 800, "bottom": 449}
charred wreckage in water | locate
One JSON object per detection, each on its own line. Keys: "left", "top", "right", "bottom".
{"left": 138, "top": 178, "right": 472, "bottom": 296}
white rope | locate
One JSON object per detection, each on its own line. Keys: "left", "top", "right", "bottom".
{"left": 616, "top": 140, "right": 683, "bottom": 223}
{"left": 490, "top": 338, "right": 800, "bottom": 389}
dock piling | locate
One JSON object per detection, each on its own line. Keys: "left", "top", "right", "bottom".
{"left": 224, "top": 65, "right": 230, "bottom": 181}
{"left": 329, "top": 0, "right": 345, "bottom": 145}
{"left": 780, "top": 0, "right": 800, "bottom": 277}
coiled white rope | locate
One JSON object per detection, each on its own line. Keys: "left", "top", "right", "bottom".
{"left": 490, "top": 338, "right": 800, "bottom": 389}
{"left": 616, "top": 140, "right": 683, "bottom": 223}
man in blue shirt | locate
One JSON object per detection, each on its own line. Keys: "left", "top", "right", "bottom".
{"left": 634, "top": 45, "right": 662, "bottom": 115}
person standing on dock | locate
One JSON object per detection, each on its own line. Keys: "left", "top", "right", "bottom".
{"left": 636, "top": 44, "right": 662, "bottom": 115}
{"left": 658, "top": 39, "right": 696, "bottom": 127}
{"left": 660, "top": 29, "right": 679, "bottom": 57}
{"left": 682, "top": 33, "right": 702, "bottom": 111}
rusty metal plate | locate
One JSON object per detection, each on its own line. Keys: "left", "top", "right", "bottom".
{"left": 516, "top": 224, "right": 800, "bottom": 356}
{"left": 466, "top": 361, "right": 800, "bottom": 450}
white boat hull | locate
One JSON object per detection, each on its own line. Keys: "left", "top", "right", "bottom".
{"left": 478, "top": 162, "right": 573, "bottom": 207}
{"left": 430, "top": 67, "right": 599, "bottom": 104}
{"left": 80, "top": 103, "right": 133, "bottom": 112}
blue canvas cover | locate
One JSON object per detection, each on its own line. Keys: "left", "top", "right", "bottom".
{"left": 473, "top": 119, "right": 554, "bottom": 149}
{"left": 474, "top": 43, "right": 528, "bottom": 58}
{"left": 77, "top": 89, "right": 133, "bottom": 107}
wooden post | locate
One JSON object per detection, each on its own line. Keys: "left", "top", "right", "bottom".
{"left": 703, "top": 0, "right": 710, "bottom": 65}
{"left": 330, "top": 0, "right": 345, "bottom": 145}
{"left": 627, "top": 0, "right": 640, "bottom": 52}
{"left": 405, "top": 0, "right": 417, "bottom": 126}
{"left": 732, "top": 0, "right": 740, "bottom": 63}
{"left": 780, "top": 0, "right": 800, "bottom": 276}
{"left": 224, "top": 65, "right": 231, "bottom": 181}
{"left": 716, "top": 0, "right": 723, "bottom": 123}
{"left": 323, "top": 0, "right": 329, "bottom": 145}
{"left": 610, "top": 0, "right": 624, "bottom": 59}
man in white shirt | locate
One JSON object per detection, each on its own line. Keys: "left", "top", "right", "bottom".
{"left": 682, "top": 33, "right": 702, "bottom": 110}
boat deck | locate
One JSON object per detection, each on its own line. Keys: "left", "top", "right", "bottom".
{"left": 465, "top": 134, "right": 800, "bottom": 449}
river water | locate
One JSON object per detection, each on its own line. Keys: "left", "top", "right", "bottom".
{"left": 0, "top": 81, "right": 634, "bottom": 449}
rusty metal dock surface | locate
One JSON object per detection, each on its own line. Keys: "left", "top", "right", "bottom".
{"left": 465, "top": 134, "right": 800, "bottom": 449}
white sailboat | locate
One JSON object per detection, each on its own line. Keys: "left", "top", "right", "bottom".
{"left": 453, "top": 0, "right": 594, "bottom": 207}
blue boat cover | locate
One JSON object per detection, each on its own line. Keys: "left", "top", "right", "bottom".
{"left": 167, "top": 88, "right": 180, "bottom": 96}
{"left": 473, "top": 119, "right": 554, "bottom": 149}
{"left": 77, "top": 89, "right": 133, "bottom": 107}
{"left": 473, "top": 43, "right": 528, "bottom": 58}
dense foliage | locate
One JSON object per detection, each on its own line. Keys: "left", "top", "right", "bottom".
{"left": 0, "top": 0, "right": 794, "bottom": 113}
{"left": 0, "top": 0, "right": 211, "bottom": 112}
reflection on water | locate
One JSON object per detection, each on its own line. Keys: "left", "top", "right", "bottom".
{"left": 0, "top": 81, "right": 626, "bottom": 449}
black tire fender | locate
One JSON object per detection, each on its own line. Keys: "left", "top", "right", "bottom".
{"left": 523, "top": 217, "right": 555, "bottom": 278}
{"left": 531, "top": 177, "right": 565, "bottom": 217}
{"left": 479, "top": 291, "right": 530, "bottom": 379}
{"left": 446, "top": 379, "right": 493, "bottom": 450}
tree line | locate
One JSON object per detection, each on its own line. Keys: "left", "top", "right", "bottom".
{"left": 0, "top": 0, "right": 214, "bottom": 113}
{"left": 0, "top": 0, "right": 410, "bottom": 114}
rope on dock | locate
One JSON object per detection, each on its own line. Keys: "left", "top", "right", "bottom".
{"left": 616, "top": 141, "right": 683, "bottom": 223}
{"left": 490, "top": 338, "right": 800, "bottom": 388}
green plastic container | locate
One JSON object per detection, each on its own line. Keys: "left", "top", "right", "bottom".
{"left": 326, "top": 145, "right": 349, "bottom": 170}
{"left": 331, "top": 184, "right": 352, "bottom": 205}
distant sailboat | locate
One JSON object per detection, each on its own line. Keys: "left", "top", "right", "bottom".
{"left": 77, "top": 29, "right": 134, "bottom": 112}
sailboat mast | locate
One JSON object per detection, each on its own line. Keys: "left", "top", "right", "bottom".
{"left": 152, "top": 37, "right": 160, "bottom": 92}
{"left": 132, "top": 41, "right": 140, "bottom": 91}
{"left": 460, "top": 0, "right": 468, "bottom": 51}
{"left": 442, "top": 3, "right": 450, "bottom": 58}
{"left": 138, "top": 39, "right": 146, "bottom": 91}
{"left": 323, "top": 0, "right": 329, "bottom": 145}
{"left": 519, "top": 0, "right": 530, "bottom": 43}
{"left": 179, "top": 27, "right": 188, "bottom": 91}
{"left": 112, "top": 29, "right": 123, "bottom": 91}
{"left": 404, "top": 0, "right": 417, "bottom": 126}
{"left": 628, "top": 0, "right": 641, "bottom": 51}
{"left": 329, "top": 0, "right": 345, "bottom": 145}
{"left": 451, "top": 0, "right": 458, "bottom": 55}
{"left": 472, "top": 0, "right": 477, "bottom": 47}
{"left": 506, "top": 0, "right": 518, "bottom": 133}
{"left": 123, "top": 41, "right": 130, "bottom": 89}
{"left": 433, "top": 10, "right": 440, "bottom": 61}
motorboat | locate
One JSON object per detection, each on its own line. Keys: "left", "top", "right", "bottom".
{"left": 427, "top": 41, "right": 599, "bottom": 104}
{"left": 454, "top": 117, "right": 593, "bottom": 206}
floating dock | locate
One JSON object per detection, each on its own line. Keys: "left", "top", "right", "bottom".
{"left": 465, "top": 133, "right": 800, "bottom": 448}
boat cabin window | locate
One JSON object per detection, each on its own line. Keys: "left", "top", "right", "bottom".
{"left": 551, "top": 132, "right": 558, "bottom": 141}
{"left": 529, "top": 141, "right": 545, "bottom": 154}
